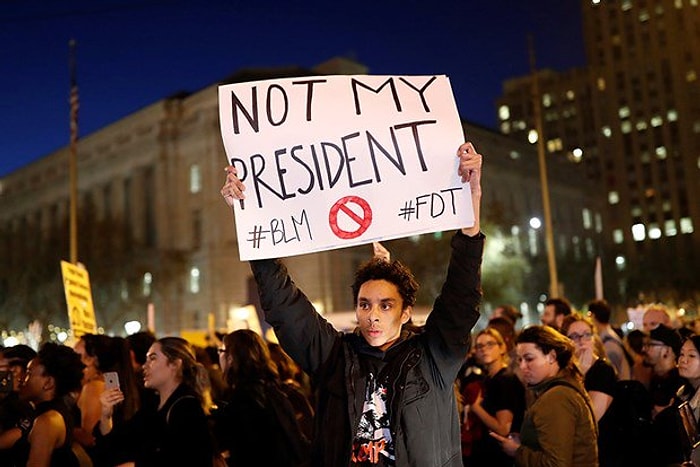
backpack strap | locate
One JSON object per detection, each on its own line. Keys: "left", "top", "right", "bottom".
{"left": 548, "top": 379, "right": 599, "bottom": 438}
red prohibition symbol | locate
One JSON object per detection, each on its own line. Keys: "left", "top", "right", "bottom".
{"left": 328, "top": 196, "right": 373, "bottom": 239}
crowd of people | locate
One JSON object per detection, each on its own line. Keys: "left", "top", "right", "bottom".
{"left": 458, "top": 298, "right": 700, "bottom": 466}
{"left": 0, "top": 330, "right": 315, "bottom": 466}
{"left": 1, "top": 141, "right": 698, "bottom": 467}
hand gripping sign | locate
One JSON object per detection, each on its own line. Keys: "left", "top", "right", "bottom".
{"left": 219, "top": 74, "right": 474, "bottom": 261}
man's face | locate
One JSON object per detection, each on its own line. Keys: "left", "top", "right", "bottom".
{"left": 643, "top": 310, "right": 667, "bottom": 333}
{"left": 356, "top": 279, "right": 410, "bottom": 351}
{"left": 643, "top": 339, "right": 668, "bottom": 366}
{"left": 541, "top": 305, "right": 557, "bottom": 327}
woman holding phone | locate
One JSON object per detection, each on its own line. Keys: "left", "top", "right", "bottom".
{"left": 97, "top": 336, "right": 214, "bottom": 466}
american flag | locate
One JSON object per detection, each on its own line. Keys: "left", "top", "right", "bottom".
{"left": 69, "top": 39, "right": 79, "bottom": 145}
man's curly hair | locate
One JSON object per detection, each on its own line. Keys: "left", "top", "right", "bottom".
{"left": 351, "top": 258, "right": 419, "bottom": 309}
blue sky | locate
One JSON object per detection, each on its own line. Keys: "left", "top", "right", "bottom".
{"left": 0, "top": 0, "right": 585, "bottom": 176}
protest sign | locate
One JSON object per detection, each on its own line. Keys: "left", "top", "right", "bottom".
{"left": 219, "top": 74, "right": 473, "bottom": 260}
{"left": 60, "top": 260, "right": 98, "bottom": 338}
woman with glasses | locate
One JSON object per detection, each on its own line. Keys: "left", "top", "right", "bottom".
{"left": 562, "top": 313, "right": 618, "bottom": 467}
{"left": 464, "top": 327, "right": 525, "bottom": 466}
{"left": 491, "top": 325, "right": 598, "bottom": 466}
{"left": 561, "top": 313, "right": 617, "bottom": 423}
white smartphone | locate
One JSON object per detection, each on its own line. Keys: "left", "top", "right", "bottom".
{"left": 104, "top": 371, "right": 120, "bottom": 390}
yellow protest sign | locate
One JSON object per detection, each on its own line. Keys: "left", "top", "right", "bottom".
{"left": 60, "top": 261, "right": 98, "bottom": 338}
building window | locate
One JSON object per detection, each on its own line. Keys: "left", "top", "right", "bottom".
{"left": 619, "top": 106, "right": 631, "bottom": 119}
{"left": 667, "top": 109, "right": 678, "bottom": 121}
{"left": 613, "top": 229, "right": 624, "bottom": 244}
{"left": 528, "top": 228, "right": 538, "bottom": 256}
{"left": 602, "top": 126, "right": 612, "bottom": 137}
{"left": 651, "top": 115, "right": 663, "bottom": 127}
{"left": 498, "top": 105, "right": 510, "bottom": 121}
{"left": 621, "top": 121, "right": 632, "bottom": 133}
{"left": 542, "top": 94, "right": 552, "bottom": 108}
{"left": 648, "top": 223, "right": 662, "bottom": 239}
{"left": 190, "top": 164, "right": 202, "bottom": 194}
{"left": 664, "top": 219, "right": 677, "bottom": 236}
{"left": 582, "top": 208, "right": 592, "bottom": 229}
{"left": 608, "top": 191, "right": 620, "bottom": 205}
{"left": 143, "top": 272, "right": 152, "bottom": 297}
{"left": 632, "top": 223, "right": 646, "bottom": 241}
{"left": 190, "top": 267, "right": 201, "bottom": 294}
{"left": 615, "top": 255, "right": 626, "bottom": 271}
{"left": 656, "top": 146, "right": 668, "bottom": 159}
{"left": 680, "top": 217, "right": 695, "bottom": 234}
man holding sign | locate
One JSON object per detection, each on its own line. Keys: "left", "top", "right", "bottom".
{"left": 221, "top": 141, "right": 483, "bottom": 466}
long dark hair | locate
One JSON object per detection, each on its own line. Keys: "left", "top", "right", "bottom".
{"left": 158, "top": 337, "right": 210, "bottom": 408}
{"left": 222, "top": 330, "right": 279, "bottom": 389}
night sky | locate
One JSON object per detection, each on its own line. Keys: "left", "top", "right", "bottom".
{"left": 0, "top": 0, "right": 586, "bottom": 177}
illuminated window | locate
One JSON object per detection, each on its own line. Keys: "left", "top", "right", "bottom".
{"left": 664, "top": 219, "right": 677, "bottom": 236}
{"left": 190, "top": 164, "right": 202, "bottom": 194}
{"left": 189, "top": 267, "right": 201, "bottom": 294}
{"left": 622, "top": 0, "right": 632, "bottom": 10}
{"left": 566, "top": 90, "right": 575, "bottom": 100}
{"left": 143, "top": 272, "right": 152, "bottom": 297}
{"left": 648, "top": 224, "right": 662, "bottom": 239}
{"left": 597, "top": 77, "right": 606, "bottom": 90}
{"left": 501, "top": 122, "right": 511, "bottom": 134}
{"left": 608, "top": 191, "right": 620, "bottom": 205}
{"left": 613, "top": 229, "right": 624, "bottom": 244}
{"left": 542, "top": 94, "right": 552, "bottom": 107}
{"left": 651, "top": 116, "right": 663, "bottom": 127}
{"left": 631, "top": 206, "right": 643, "bottom": 217}
{"left": 639, "top": 10, "right": 650, "bottom": 21}
{"left": 663, "top": 200, "right": 672, "bottom": 211}
{"left": 619, "top": 106, "right": 631, "bottom": 119}
{"left": 602, "top": 126, "right": 612, "bottom": 137}
{"left": 687, "top": 70, "right": 697, "bottom": 82}
{"left": 632, "top": 223, "right": 646, "bottom": 241}
{"left": 582, "top": 208, "right": 592, "bottom": 229}
{"left": 585, "top": 238, "right": 595, "bottom": 259}
{"left": 595, "top": 213, "right": 603, "bottom": 233}
{"left": 693, "top": 121, "right": 700, "bottom": 134}
{"left": 680, "top": 217, "right": 695, "bottom": 234}
{"left": 616, "top": 255, "right": 626, "bottom": 271}
{"left": 656, "top": 146, "right": 667, "bottom": 159}
{"left": 547, "top": 138, "right": 563, "bottom": 153}
{"left": 498, "top": 105, "right": 510, "bottom": 120}
{"left": 528, "top": 228, "right": 538, "bottom": 256}
{"left": 636, "top": 120, "right": 648, "bottom": 131}
{"left": 641, "top": 152, "right": 651, "bottom": 163}
{"left": 528, "top": 130, "right": 539, "bottom": 144}
{"left": 509, "top": 151, "right": 520, "bottom": 160}
{"left": 668, "top": 109, "right": 678, "bottom": 121}
{"left": 621, "top": 121, "right": 632, "bottom": 133}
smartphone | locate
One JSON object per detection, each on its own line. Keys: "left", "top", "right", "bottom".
{"left": 0, "top": 371, "right": 12, "bottom": 395}
{"left": 104, "top": 371, "right": 120, "bottom": 390}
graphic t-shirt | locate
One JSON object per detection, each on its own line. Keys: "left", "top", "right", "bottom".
{"left": 351, "top": 373, "right": 395, "bottom": 465}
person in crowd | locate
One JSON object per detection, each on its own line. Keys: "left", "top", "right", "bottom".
{"left": 73, "top": 334, "right": 140, "bottom": 458}
{"left": 268, "top": 342, "right": 314, "bottom": 440}
{"left": 10, "top": 343, "right": 85, "bottom": 466}
{"left": 562, "top": 313, "right": 618, "bottom": 467}
{"left": 126, "top": 330, "right": 158, "bottom": 410}
{"left": 540, "top": 297, "right": 572, "bottom": 331}
{"left": 465, "top": 327, "right": 525, "bottom": 467}
{"left": 656, "top": 335, "right": 700, "bottom": 465}
{"left": 97, "top": 336, "right": 213, "bottom": 466}
{"left": 644, "top": 324, "right": 685, "bottom": 417}
{"left": 490, "top": 325, "right": 598, "bottom": 466}
{"left": 0, "top": 345, "right": 36, "bottom": 464}
{"left": 213, "top": 329, "right": 310, "bottom": 466}
{"left": 220, "top": 141, "right": 484, "bottom": 466}
{"left": 626, "top": 328, "right": 652, "bottom": 387}
{"left": 562, "top": 313, "right": 617, "bottom": 422}
{"left": 643, "top": 304, "right": 671, "bottom": 333}
{"left": 488, "top": 316, "right": 520, "bottom": 376}
{"left": 587, "top": 299, "right": 632, "bottom": 380}
{"left": 491, "top": 304, "right": 522, "bottom": 328}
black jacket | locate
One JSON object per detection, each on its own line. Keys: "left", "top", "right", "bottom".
{"left": 251, "top": 231, "right": 483, "bottom": 466}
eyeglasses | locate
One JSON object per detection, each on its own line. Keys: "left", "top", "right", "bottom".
{"left": 567, "top": 332, "right": 593, "bottom": 342}
{"left": 475, "top": 341, "right": 499, "bottom": 351}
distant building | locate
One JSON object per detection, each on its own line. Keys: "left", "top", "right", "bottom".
{"left": 496, "top": 0, "right": 700, "bottom": 303}
{"left": 0, "top": 57, "right": 598, "bottom": 336}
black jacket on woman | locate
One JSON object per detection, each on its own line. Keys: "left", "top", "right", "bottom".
{"left": 250, "top": 231, "right": 484, "bottom": 466}
{"left": 96, "top": 383, "right": 212, "bottom": 466}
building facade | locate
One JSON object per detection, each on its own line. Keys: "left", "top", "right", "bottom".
{"left": 497, "top": 0, "right": 700, "bottom": 304}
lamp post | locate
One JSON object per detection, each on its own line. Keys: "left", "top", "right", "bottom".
{"left": 529, "top": 36, "right": 559, "bottom": 298}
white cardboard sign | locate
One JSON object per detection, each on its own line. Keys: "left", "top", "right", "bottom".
{"left": 218, "top": 74, "right": 473, "bottom": 260}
